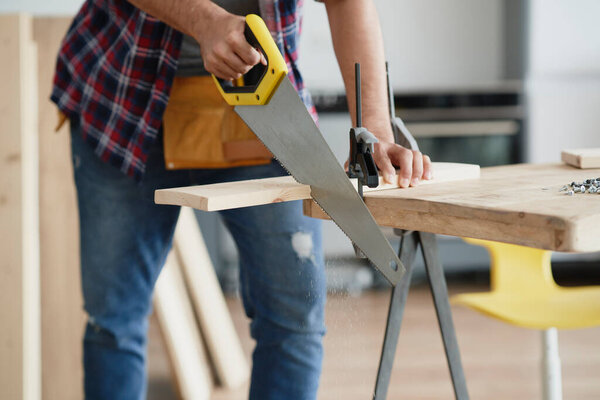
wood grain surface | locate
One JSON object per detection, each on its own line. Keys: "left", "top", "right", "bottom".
{"left": 154, "top": 162, "right": 480, "bottom": 211}
{"left": 305, "top": 163, "right": 600, "bottom": 252}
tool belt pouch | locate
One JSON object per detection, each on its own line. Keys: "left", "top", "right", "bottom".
{"left": 162, "top": 76, "right": 272, "bottom": 170}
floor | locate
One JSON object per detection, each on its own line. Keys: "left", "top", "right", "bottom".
{"left": 147, "top": 282, "right": 600, "bottom": 400}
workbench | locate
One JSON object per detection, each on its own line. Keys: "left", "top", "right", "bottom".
{"left": 304, "top": 163, "right": 599, "bottom": 252}
{"left": 155, "top": 162, "right": 600, "bottom": 399}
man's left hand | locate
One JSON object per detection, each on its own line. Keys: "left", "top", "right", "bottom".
{"left": 372, "top": 139, "right": 432, "bottom": 188}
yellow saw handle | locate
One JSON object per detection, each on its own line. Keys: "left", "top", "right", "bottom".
{"left": 212, "top": 14, "right": 288, "bottom": 106}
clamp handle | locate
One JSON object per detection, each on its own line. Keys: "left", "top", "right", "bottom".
{"left": 349, "top": 127, "right": 379, "bottom": 188}
{"left": 212, "top": 14, "right": 288, "bottom": 106}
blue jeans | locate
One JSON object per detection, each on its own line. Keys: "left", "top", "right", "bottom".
{"left": 70, "top": 120, "right": 326, "bottom": 400}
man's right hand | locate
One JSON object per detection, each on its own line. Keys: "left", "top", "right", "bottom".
{"left": 193, "top": 9, "right": 266, "bottom": 81}
{"left": 127, "top": 0, "right": 267, "bottom": 81}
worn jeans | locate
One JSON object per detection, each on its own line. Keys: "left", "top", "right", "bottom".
{"left": 70, "top": 120, "right": 326, "bottom": 400}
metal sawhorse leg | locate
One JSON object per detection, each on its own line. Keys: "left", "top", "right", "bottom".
{"left": 373, "top": 231, "right": 469, "bottom": 400}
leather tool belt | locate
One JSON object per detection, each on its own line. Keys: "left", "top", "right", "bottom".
{"left": 162, "top": 75, "right": 272, "bottom": 170}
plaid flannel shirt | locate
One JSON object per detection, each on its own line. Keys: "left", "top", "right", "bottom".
{"left": 51, "top": 0, "right": 315, "bottom": 181}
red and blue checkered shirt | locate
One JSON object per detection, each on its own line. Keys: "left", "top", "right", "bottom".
{"left": 51, "top": 0, "right": 315, "bottom": 181}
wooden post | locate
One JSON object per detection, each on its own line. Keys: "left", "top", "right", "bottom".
{"left": 0, "top": 14, "right": 41, "bottom": 400}
{"left": 33, "top": 17, "right": 86, "bottom": 400}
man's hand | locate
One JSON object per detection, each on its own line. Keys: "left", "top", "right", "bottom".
{"left": 324, "top": 0, "right": 433, "bottom": 187}
{"left": 373, "top": 140, "right": 432, "bottom": 188}
{"left": 193, "top": 9, "right": 266, "bottom": 81}
{"left": 128, "top": 0, "right": 265, "bottom": 81}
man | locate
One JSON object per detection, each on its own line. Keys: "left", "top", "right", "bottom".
{"left": 52, "top": 0, "right": 432, "bottom": 399}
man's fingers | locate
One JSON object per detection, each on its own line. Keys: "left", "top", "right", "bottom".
{"left": 374, "top": 142, "right": 433, "bottom": 189}
{"left": 206, "top": 17, "right": 265, "bottom": 80}
{"left": 208, "top": 60, "right": 240, "bottom": 81}
{"left": 387, "top": 145, "right": 413, "bottom": 188}
{"left": 423, "top": 155, "right": 433, "bottom": 180}
{"left": 224, "top": 51, "right": 253, "bottom": 77}
{"left": 396, "top": 148, "right": 413, "bottom": 188}
{"left": 212, "top": 43, "right": 247, "bottom": 76}
{"left": 232, "top": 34, "right": 262, "bottom": 66}
{"left": 411, "top": 150, "right": 424, "bottom": 187}
{"left": 374, "top": 150, "right": 396, "bottom": 184}
{"left": 258, "top": 50, "right": 267, "bottom": 66}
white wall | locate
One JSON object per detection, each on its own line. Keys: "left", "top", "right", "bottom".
{"left": 527, "top": 0, "right": 600, "bottom": 163}
{"left": 3, "top": 0, "right": 506, "bottom": 92}
{"left": 299, "top": 0, "right": 505, "bottom": 92}
{"left": 0, "top": 0, "right": 82, "bottom": 15}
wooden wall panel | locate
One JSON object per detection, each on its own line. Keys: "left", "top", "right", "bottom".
{"left": 0, "top": 14, "right": 41, "bottom": 400}
{"left": 33, "top": 17, "right": 86, "bottom": 400}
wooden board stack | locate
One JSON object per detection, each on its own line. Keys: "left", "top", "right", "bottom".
{"left": 154, "top": 252, "right": 213, "bottom": 400}
{"left": 174, "top": 208, "right": 250, "bottom": 389}
{"left": 154, "top": 208, "right": 250, "bottom": 398}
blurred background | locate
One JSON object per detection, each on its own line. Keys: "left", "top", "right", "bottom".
{"left": 2, "top": 0, "right": 600, "bottom": 399}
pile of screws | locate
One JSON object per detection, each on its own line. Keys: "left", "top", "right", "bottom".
{"left": 559, "top": 178, "right": 600, "bottom": 196}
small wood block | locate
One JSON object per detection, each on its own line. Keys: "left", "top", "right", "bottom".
{"left": 155, "top": 162, "right": 480, "bottom": 212}
{"left": 561, "top": 148, "right": 600, "bottom": 169}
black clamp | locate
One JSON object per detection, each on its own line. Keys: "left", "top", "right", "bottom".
{"left": 347, "top": 63, "right": 379, "bottom": 200}
{"left": 348, "top": 127, "right": 379, "bottom": 190}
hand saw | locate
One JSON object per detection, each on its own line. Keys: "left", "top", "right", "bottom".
{"left": 212, "top": 14, "right": 404, "bottom": 285}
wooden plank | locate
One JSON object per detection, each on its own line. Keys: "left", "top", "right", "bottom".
{"left": 156, "top": 175, "right": 310, "bottom": 211}
{"left": 154, "top": 252, "right": 212, "bottom": 400}
{"left": 33, "top": 17, "right": 86, "bottom": 400}
{"left": 23, "top": 38, "right": 41, "bottom": 400}
{"left": 0, "top": 14, "right": 41, "bottom": 400}
{"left": 174, "top": 208, "right": 250, "bottom": 388}
{"left": 304, "top": 163, "right": 600, "bottom": 252}
{"left": 562, "top": 148, "right": 600, "bottom": 169}
{"left": 155, "top": 162, "right": 480, "bottom": 211}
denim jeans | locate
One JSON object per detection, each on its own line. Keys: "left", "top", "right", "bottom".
{"left": 70, "top": 120, "right": 326, "bottom": 400}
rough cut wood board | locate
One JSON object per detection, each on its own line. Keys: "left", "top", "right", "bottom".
{"left": 0, "top": 14, "right": 41, "bottom": 400}
{"left": 155, "top": 162, "right": 480, "bottom": 211}
{"left": 562, "top": 148, "right": 600, "bottom": 169}
{"left": 305, "top": 163, "right": 600, "bottom": 253}
{"left": 154, "top": 252, "right": 212, "bottom": 400}
{"left": 174, "top": 208, "right": 249, "bottom": 389}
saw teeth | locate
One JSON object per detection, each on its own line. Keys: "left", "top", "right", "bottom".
{"left": 240, "top": 92, "right": 402, "bottom": 285}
